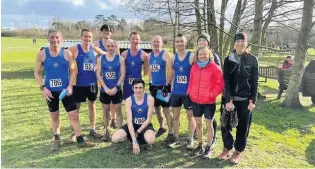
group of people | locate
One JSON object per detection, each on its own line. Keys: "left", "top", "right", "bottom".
{"left": 34, "top": 24, "right": 259, "bottom": 164}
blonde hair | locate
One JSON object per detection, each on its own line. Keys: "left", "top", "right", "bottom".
{"left": 195, "top": 46, "right": 214, "bottom": 61}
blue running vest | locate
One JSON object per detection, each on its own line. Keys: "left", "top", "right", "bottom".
{"left": 172, "top": 51, "right": 192, "bottom": 95}
{"left": 101, "top": 54, "right": 120, "bottom": 92}
{"left": 43, "top": 47, "right": 69, "bottom": 91}
{"left": 150, "top": 50, "right": 166, "bottom": 86}
{"left": 123, "top": 49, "right": 143, "bottom": 99}
{"left": 99, "top": 40, "right": 107, "bottom": 52}
{"left": 75, "top": 44, "right": 97, "bottom": 86}
{"left": 131, "top": 93, "right": 148, "bottom": 125}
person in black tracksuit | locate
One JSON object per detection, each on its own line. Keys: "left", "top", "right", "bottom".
{"left": 197, "top": 33, "right": 221, "bottom": 148}
{"left": 218, "top": 32, "right": 259, "bottom": 164}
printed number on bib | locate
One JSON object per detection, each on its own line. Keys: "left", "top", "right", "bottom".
{"left": 177, "top": 76, "right": 187, "bottom": 84}
{"left": 105, "top": 72, "right": 116, "bottom": 79}
{"left": 49, "top": 79, "right": 62, "bottom": 88}
{"left": 134, "top": 118, "right": 145, "bottom": 124}
{"left": 150, "top": 64, "right": 160, "bottom": 72}
{"left": 129, "top": 78, "right": 134, "bottom": 85}
{"left": 83, "top": 63, "right": 93, "bottom": 71}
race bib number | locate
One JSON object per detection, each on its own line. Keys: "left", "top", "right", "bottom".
{"left": 134, "top": 118, "right": 145, "bottom": 125}
{"left": 49, "top": 79, "right": 62, "bottom": 88}
{"left": 176, "top": 76, "right": 187, "bottom": 84}
{"left": 105, "top": 72, "right": 116, "bottom": 79}
{"left": 129, "top": 78, "right": 135, "bottom": 85}
{"left": 150, "top": 64, "right": 160, "bottom": 72}
{"left": 83, "top": 63, "right": 93, "bottom": 71}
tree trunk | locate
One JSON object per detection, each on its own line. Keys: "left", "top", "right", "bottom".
{"left": 222, "top": 0, "right": 243, "bottom": 58}
{"left": 282, "top": 0, "right": 314, "bottom": 109}
{"left": 251, "top": 0, "right": 264, "bottom": 57}
{"left": 207, "top": 0, "right": 218, "bottom": 51}
{"left": 195, "top": 0, "right": 202, "bottom": 35}
{"left": 203, "top": 0, "right": 207, "bottom": 31}
{"left": 219, "top": 0, "right": 228, "bottom": 58}
{"left": 261, "top": 0, "right": 278, "bottom": 46}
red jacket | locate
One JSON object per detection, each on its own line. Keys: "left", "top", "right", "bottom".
{"left": 187, "top": 62, "right": 224, "bottom": 104}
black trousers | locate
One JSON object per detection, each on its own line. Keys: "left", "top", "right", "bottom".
{"left": 221, "top": 100, "right": 252, "bottom": 152}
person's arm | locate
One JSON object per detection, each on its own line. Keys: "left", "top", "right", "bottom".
{"left": 34, "top": 50, "right": 45, "bottom": 87}
{"left": 93, "top": 41, "right": 100, "bottom": 47}
{"left": 189, "top": 52, "right": 195, "bottom": 65}
{"left": 126, "top": 98, "right": 137, "bottom": 141}
{"left": 96, "top": 57, "right": 111, "bottom": 93}
{"left": 213, "top": 53, "right": 221, "bottom": 67}
{"left": 141, "top": 51, "right": 149, "bottom": 76}
{"left": 34, "top": 49, "right": 54, "bottom": 101}
{"left": 164, "top": 51, "right": 173, "bottom": 85}
{"left": 169, "top": 55, "right": 175, "bottom": 87}
{"left": 186, "top": 65, "right": 194, "bottom": 96}
{"left": 93, "top": 46, "right": 106, "bottom": 58}
{"left": 117, "top": 56, "right": 126, "bottom": 86}
{"left": 136, "top": 95, "right": 154, "bottom": 133}
{"left": 209, "top": 66, "right": 224, "bottom": 99}
{"left": 223, "top": 57, "right": 232, "bottom": 103}
{"left": 65, "top": 50, "right": 77, "bottom": 95}
{"left": 147, "top": 53, "right": 152, "bottom": 83}
{"left": 249, "top": 56, "right": 259, "bottom": 104}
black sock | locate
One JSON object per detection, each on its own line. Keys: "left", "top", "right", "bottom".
{"left": 54, "top": 134, "right": 60, "bottom": 141}
{"left": 76, "top": 135, "right": 84, "bottom": 144}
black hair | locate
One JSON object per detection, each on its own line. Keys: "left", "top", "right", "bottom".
{"left": 100, "top": 24, "right": 113, "bottom": 32}
{"left": 132, "top": 78, "right": 145, "bottom": 87}
{"left": 176, "top": 33, "right": 185, "bottom": 37}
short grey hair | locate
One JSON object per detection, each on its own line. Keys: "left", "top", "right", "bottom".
{"left": 47, "top": 29, "right": 61, "bottom": 37}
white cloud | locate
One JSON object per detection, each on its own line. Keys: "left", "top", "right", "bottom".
{"left": 96, "top": 0, "right": 111, "bottom": 9}
{"left": 107, "top": 0, "right": 122, "bottom": 6}
{"left": 71, "top": 0, "right": 84, "bottom": 6}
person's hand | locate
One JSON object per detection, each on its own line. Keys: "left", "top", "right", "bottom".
{"left": 110, "top": 87, "right": 118, "bottom": 95}
{"left": 225, "top": 101, "right": 235, "bottom": 111}
{"left": 66, "top": 85, "right": 73, "bottom": 96}
{"left": 105, "top": 88, "right": 112, "bottom": 95}
{"left": 248, "top": 101, "right": 256, "bottom": 112}
{"left": 133, "top": 143, "right": 140, "bottom": 155}
{"left": 43, "top": 88, "right": 54, "bottom": 102}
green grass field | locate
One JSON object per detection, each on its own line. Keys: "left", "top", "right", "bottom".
{"left": 1, "top": 37, "right": 315, "bottom": 168}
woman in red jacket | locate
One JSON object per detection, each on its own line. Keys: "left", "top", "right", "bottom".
{"left": 187, "top": 46, "right": 224, "bottom": 158}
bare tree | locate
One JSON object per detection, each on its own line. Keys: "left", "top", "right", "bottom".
{"left": 282, "top": 0, "right": 315, "bottom": 109}
{"left": 251, "top": 0, "right": 264, "bottom": 56}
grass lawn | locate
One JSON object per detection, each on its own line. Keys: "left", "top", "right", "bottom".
{"left": 1, "top": 37, "right": 315, "bottom": 168}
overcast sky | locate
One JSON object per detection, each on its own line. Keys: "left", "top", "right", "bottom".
{"left": 1, "top": 0, "right": 238, "bottom": 29}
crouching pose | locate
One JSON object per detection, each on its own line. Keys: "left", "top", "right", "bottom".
{"left": 111, "top": 79, "right": 156, "bottom": 155}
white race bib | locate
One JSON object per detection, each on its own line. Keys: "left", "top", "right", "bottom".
{"left": 105, "top": 72, "right": 116, "bottom": 79}
{"left": 129, "top": 78, "right": 135, "bottom": 85}
{"left": 134, "top": 118, "right": 145, "bottom": 124}
{"left": 83, "top": 63, "right": 94, "bottom": 71}
{"left": 150, "top": 64, "right": 160, "bottom": 72}
{"left": 49, "top": 79, "right": 62, "bottom": 88}
{"left": 176, "top": 76, "right": 187, "bottom": 84}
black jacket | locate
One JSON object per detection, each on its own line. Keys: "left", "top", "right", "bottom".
{"left": 223, "top": 52, "right": 259, "bottom": 103}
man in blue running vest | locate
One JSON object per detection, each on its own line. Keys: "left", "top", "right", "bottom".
{"left": 34, "top": 29, "right": 95, "bottom": 151}
{"left": 148, "top": 35, "right": 173, "bottom": 142}
{"left": 168, "top": 34, "right": 196, "bottom": 149}
{"left": 68, "top": 28, "right": 106, "bottom": 140}
{"left": 121, "top": 32, "right": 149, "bottom": 100}
{"left": 94, "top": 24, "right": 120, "bottom": 129}
{"left": 112, "top": 79, "right": 155, "bottom": 155}
{"left": 96, "top": 39, "right": 126, "bottom": 141}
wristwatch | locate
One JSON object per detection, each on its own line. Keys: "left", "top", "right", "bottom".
{"left": 40, "top": 85, "right": 46, "bottom": 90}
{"left": 132, "top": 140, "right": 138, "bottom": 145}
{"left": 115, "top": 84, "right": 121, "bottom": 90}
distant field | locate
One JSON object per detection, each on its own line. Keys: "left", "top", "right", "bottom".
{"left": 1, "top": 37, "right": 315, "bottom": 168}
